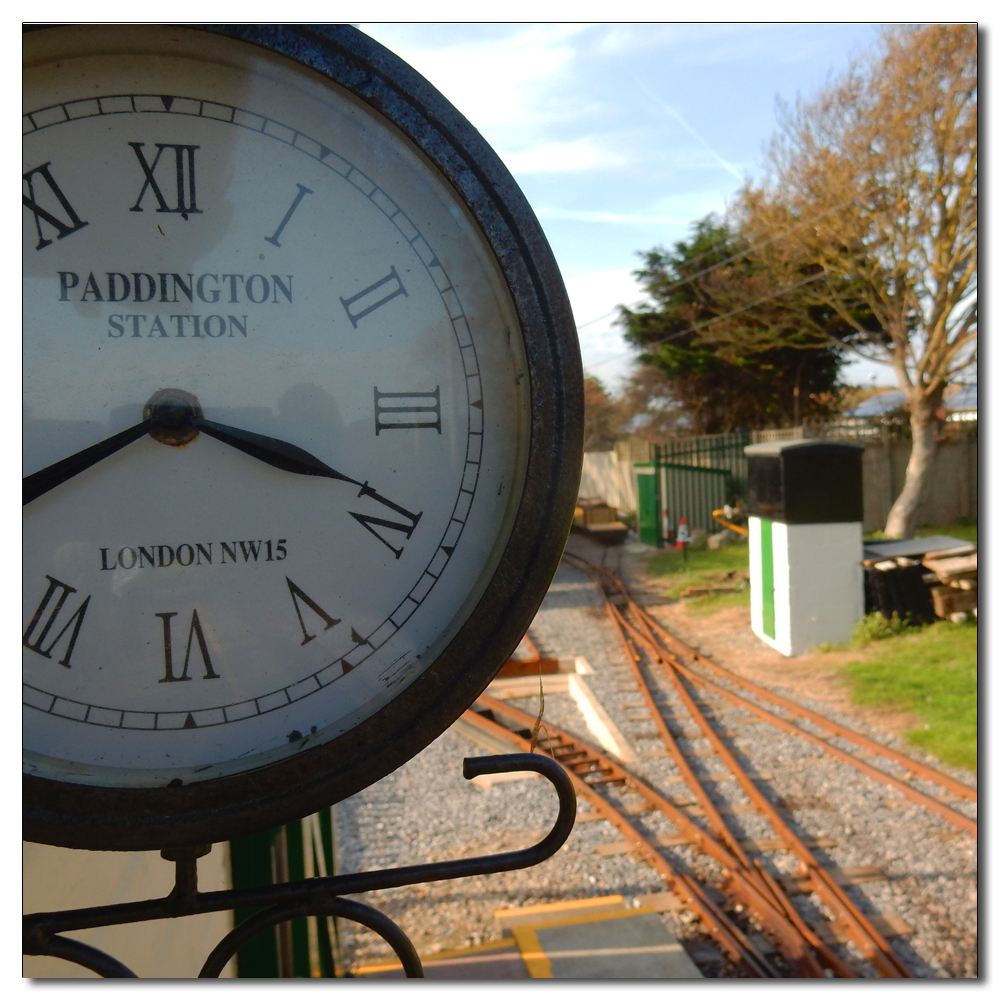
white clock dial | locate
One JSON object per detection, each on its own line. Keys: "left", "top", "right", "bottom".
{"left": 23, "top": 30, "right": 530, "bottom": 786}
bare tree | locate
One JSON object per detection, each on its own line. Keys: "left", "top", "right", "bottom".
{"left": 739, "top": 24, "right": 977, "bottom": 536}
{"left": 616, "top": 365, "right": 691, "bottom": 442}
{"left": 583, "top": 374, "right": 627, "bottom": 451}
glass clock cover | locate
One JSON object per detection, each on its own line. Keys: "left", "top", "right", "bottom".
{"left": 22, "top": 25, "right": 581, "bottom": 849}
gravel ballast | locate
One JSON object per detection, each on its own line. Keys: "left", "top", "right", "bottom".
{"left": 333, "top": 540, "right": 977, "bottom": 978}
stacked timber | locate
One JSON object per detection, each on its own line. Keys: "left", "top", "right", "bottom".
{"left": 862, "top": 535, "right": 977, "bottom": 623}
{"left": 922, "top": 546, "right": 977, "bottom": 620}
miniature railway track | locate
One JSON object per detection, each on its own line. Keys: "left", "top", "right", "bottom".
{"left": 465, "top": 701, "right": 844, "bottom": 977}
{"left": 561, "top": 549, "right": 977, "bottom": 832}
{"left": 463, "top": 549, "right": 977, "bottom": 978}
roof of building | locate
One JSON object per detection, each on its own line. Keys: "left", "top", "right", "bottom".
{"left": 845, "top": 391, "right": 906, "bottom": 417}
{"left": 844, "top": 383, "right": 976, "bottom": 418}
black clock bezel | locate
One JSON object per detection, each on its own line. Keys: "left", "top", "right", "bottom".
{"left": 23, "top": 24, "right": 583, "bottom": 851}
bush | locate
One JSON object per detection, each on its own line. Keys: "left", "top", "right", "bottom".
{"left": 851, "top": 611, "right": 915, "bottom": 644}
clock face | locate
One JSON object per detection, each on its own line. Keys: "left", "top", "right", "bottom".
{"left": 23, "top": 26, "right": 581, "bottom": 848}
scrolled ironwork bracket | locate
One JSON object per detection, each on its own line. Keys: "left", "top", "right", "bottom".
{"left": 23, "top": 752, "right": 576, "bottom": 978}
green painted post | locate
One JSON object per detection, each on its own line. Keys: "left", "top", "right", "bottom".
{"left": 636, "top": 465, "right": 658, "bottom": 546}
{"left": 316, "top": 808, "right": 341, "bottom": 977}
{"left": 760, "top": 518, "right": 776, "bottom": 639}
{"left": 653, "top": 444, "right": 664, "bottom": 548}
{"left": 283, "top": 821, "right": 312, "bottom": 977}
{"left": 230, "top": 812, "right": 342, "bottom": 977}
{"left": 230, "top": 828, "right": 281, "bottom": 977}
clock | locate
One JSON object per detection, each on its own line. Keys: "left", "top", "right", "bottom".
{"left": 23, "top": 25, "right": 582, "bottom": 851}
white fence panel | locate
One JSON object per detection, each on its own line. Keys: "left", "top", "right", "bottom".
{"left": 580, "top": 451, "right": 637, "bottom": 511}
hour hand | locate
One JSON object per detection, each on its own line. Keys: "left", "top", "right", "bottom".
{"left": 193, "top": 418, "right": 361, "bottom": 487}
{"left": 140, "top": 388, "right": 360, "bottom": 486}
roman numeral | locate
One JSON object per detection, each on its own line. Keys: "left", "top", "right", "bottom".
{"left": 285, "top": 577, "right": 341, "bottom": 646}
{"left": 374, "top": 386, "right": 442, "bottom": 434}
{"left": 22, "top": 162, "right": 89, "bottom": 250}
{"left": 23, "top": 576, "right": 91, "bottom": 668}
{"left": 265, "top": 183, "right": 313, "bottom": 247}
{"left": 340, "top": 267, "right": 407, "bottom": 328}
{"left": 156, "top": 610, "right": 219, "bottom": 682}
{"left": 349, "top": 482, "right": 423, "bottom": 559}
{"left": 129, "top": 142, "right": 202, "bottom": 220}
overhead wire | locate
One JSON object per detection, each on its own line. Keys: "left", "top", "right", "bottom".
{"left": 572, "top": 190, "right": 866, "bottom": 335}
{"left": 580, "top": 220, "right": 906, "bottom": 376}
{"left": 581, "top": 269, "right": 830, "bottom": 374}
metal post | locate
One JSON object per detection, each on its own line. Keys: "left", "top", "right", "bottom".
{"left": 653, "top": 444, "right": 664, "bottom": 549}
{"left": 23, "top": 753, "right": 577, "bottom": 980}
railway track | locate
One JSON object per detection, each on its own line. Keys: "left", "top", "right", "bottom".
{"left": 462, "top": 547, "right": 977, "bottom": 978}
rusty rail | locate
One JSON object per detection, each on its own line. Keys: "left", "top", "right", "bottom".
{"left": 556, "top": 549, "right": 953, "bottom": 976}
{"left": 634, "top": 606, "right": 977, "bottom": 808}
{"left": 468, "top": 698, "right": 850, "bottom": 977}
{"left": 561, "top": 549, "right": 977, "bottom": 813}
{"left": 605, "top": 600, "right": 910, "bottom": 977}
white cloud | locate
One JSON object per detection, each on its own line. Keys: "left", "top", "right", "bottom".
{"left": 536, "top": 188, "right": 727, "bottom": 228}
{"left": 359, "top": 22, "right": 590, "bottom": 137}
{"left": 563, "top": 269, "right": 646, "bottom": 327}
{"left": 563, "top": 270, "right": 650, "bottom": 392}
{"left": 537, "top": 207, "right": 692, "bottom": 226}
{"left": 500, "top": 139, "right": 624, "bottom": 175}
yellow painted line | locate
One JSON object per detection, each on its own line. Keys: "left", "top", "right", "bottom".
{"left": 495, "top": 893, "right": 623, "bottom": 922}
{"left": 511, "top": 925, "right": 552, "bottom": 979}
{"left": 351, "top": 937, "right": 518, "bottom": 975}
{"left": 510, "top": 907, "right": 660, "bottom": 977}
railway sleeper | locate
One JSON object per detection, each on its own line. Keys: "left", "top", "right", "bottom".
{"left": 467, "top": 701, "right": 910, "bottom": 978}
{"left": 557, "top": 554, "right": 931, "bottom": 977}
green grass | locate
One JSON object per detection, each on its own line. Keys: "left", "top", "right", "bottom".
{"left": 866, "top": 517, "right": 978, "bottom": 545}
{"left": 843, "top": 617, "right": 978, "bottom": 771}
{"left": 645, "top": 540, "right": 750, "bottom": 613}
{"left": 915, "top": 517, "right": 977, "bottom": 545}
{"left": 641, "top": 523, "right": 977, "bottom": 769}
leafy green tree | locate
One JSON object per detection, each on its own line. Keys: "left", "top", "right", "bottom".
{"left": 619, "top": 216, "right": 847, "bottom": 434}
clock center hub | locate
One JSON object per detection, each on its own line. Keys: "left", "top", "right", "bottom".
{"left": 144, "top": 388, "right": 204, "bottom": 447}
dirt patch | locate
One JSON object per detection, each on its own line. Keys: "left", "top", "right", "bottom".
{"left": 619, "top": 550, "right": 925, "bottom": 740}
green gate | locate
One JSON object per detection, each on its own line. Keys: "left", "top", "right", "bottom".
{"left": 660, "top": 461, "right": 731, "bottom": 535}
{"left": 635, "top": 450, "right": 734, "bottom": 545}
{"left": 636, "top": 466, "right": 662, "bottom": 547}
{"left": 229, "top": 809, "right": 343, "bottom": 977}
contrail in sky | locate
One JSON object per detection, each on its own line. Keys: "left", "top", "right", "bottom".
{"left": 628, "top": 71, "right": 744, "bottom": 181}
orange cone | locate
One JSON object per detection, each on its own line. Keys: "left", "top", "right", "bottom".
{"left": 674, "top": 515, "right": 690, "bottom": 550}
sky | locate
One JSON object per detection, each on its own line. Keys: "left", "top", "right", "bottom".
{"left": 359, "top": 22, "right": 894, "bottom": 392}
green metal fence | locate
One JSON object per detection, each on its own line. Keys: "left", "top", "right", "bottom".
{"left": 636, "top": 456, "right": 733, "bottom": 541}
{"left": 657, "top": 432, "right": 751, "bottom": 501}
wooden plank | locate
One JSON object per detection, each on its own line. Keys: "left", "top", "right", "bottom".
{"left": 594, "top": 834, "right": 837, "bottom": 855}
{"left": 655, "top": 771, "right": 774, "bottom": 783}
{"left": 495, "top": 895, "right": 626, "bottom": 931}
{"left": 930, "top": 585, "right": 978, "bottom": 618}
{"left": 779, "top": 865, "right": 887, "bottom": 895}
{"left": 812, "top": 913, "right": 914, "bottom": 945}
{"left": 635, "top": 892, "right": 684, "bottom": 912}
{"left": 922, "top": 543, "right": 976, "bottom": 560}
{"left": 923, "top": 552, "right": 977, "bottom": 579}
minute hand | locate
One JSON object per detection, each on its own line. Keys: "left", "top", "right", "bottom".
{"left": 193, "top": 418, "right": 362, "bottom": 487}
{"left": 23, "top": 419, "right": 152, "bottom": 506}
